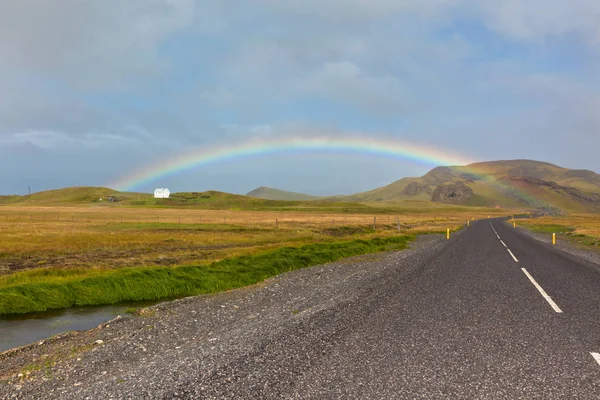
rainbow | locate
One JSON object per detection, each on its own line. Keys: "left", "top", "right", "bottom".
{"left": 109, "top": 136, "right": 477, "bottom": 191}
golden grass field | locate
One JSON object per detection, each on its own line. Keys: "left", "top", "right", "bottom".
{"left": 514, "top": 214, "right": 600, "bottom": 248}
{"left": 0, "top": 204, "right": 508, "bottom": 276}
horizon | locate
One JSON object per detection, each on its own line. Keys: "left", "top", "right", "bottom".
{"left": 1, "top": 1, "right": 600, "bottom": 196}
{"left": 5, "top": 157, "right": 598, "bottom": 198}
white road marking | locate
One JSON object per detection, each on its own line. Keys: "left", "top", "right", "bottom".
{"left": 496, "top": 234, "right": 501, "bottom": 240}
{"left": 507, "top": 248, "right": 519, "bottom": 262}
{"left": 500, "top": 240, "right": 507, "bottom": 248}
{"left": 590, "top": 353, "right": 600, "bottom": 366}
{"left": 521, "top": 268, "right": 563, "bottom": 313}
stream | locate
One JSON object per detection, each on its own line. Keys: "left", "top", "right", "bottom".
{"left": 0, "top": 303, "right": 154, "bottom": 353}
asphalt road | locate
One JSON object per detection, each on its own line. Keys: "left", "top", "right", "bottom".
{"left": 284, "top": 219, "right": 600, "bottom": 398}
{"left": 3, "top": 219, "right": 600, "bottom": 399}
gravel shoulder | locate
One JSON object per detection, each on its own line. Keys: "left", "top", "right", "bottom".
{"left": 0, "top": 234, "right": 449, "bottom": 399}
{"left": 511, "top": 223, "right": 600, "bottom": 268}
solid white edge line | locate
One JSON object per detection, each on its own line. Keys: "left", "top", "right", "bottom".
{"left": 591, "top": 353, "right": 600, "bottom": 366}
{"left": 500, "top": 240, "right": 507, "bottom": 248}
{"left": 497, "top": 235, "right": 501, "bottom": 239}
{"left": 507, "top": 248, "right": 519, "bottom": 263}
{"left": 521, "top": 268, "right": 563, "bottom": 313}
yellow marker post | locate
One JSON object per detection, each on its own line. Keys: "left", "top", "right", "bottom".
{"left": 467, "top": 220, "right": 470, "bottom": 227}
{"left": 447, "top": 228, "right": 450, "bottom": 240}
{"left": 552, "top": 233, "right": 556, "bottom": 245}
{"left": 513, "top": 221, "right": 516, "bottom": 228}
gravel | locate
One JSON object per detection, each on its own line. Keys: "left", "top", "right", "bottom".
{"left": 0, "top": 234, "right": 447, "bottom": 399}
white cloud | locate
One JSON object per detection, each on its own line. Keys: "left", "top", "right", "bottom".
{"left": 1, "top": 0, "right": 600, "bottom": 194}
{"left": 0, "top": 0, "right": 195, "bottom": 88}
{"left": 302, "top": 61, "right": 412, "bottom": 115}
{"left": 470, "top": 0, "right": 600, "bottom": 44}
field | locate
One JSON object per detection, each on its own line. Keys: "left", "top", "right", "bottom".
{"left": 514, "top": 214, "right": 600, "bottom": 248}
{"left": 0, "top": 201, "right": 511, "bottom": 315}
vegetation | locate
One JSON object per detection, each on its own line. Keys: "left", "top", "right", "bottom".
{"left": 0, "top": 235, "right": 414, "bottom": 315}
{"left": 246, "top": 186, "right": 321, "bottom": 201}
{"left": 0, "top": 186, "right": 514, "bottom": 316}
{"left": 514, "top": 214, "right": 600, "bottom": 248}
{"left": 0, "top": 203, "right": 506, "bottom": 274}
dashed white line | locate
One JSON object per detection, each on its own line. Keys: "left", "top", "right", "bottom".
{"left": 500, "top": 240, "right": 507, "bottom": 248}
{"left": 507, "top": 248, "right": 519, "bottom": 262}
{"left": 496, "top": 234, "right": 501, "bottom": 240}
{"left": 521, "top": 268, "right": 563, "bottom": 313}
{"left": 590, "top": 352, "right": 600, "bottom": 366}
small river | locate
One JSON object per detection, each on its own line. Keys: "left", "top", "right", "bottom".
{"left": 0, "top": 303, "right": 154, "bottom": 353}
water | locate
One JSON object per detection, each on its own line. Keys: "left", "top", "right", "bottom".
{"left": 0, "top": 304, "right": 151, "bottom": 353}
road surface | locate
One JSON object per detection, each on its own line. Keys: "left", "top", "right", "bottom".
{"left": 3, "top": 219, "right": 600, "bottom": 399}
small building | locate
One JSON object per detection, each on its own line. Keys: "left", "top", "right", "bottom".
{"left": 154, "top": 188, "right": 171, "bottom": 199}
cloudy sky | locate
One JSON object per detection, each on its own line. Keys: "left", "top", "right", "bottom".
{"left": 1, "top": 0, "right": 599, "bottom": 196}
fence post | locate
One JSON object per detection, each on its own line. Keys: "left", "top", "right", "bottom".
{"left": 373, "top": 216, "right": 376, "bottom": 230}
{"left": 396, "top": 216, "right": 401, "bottom": 231}
{"left": 276, "top": 219, "right": 279, "bottom": 229}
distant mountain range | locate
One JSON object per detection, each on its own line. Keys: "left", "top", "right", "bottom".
{"left": 2, "top": 159, "right": 598, "bottom": 213}
{"left": 247, "top": 160, "right": 600, "bottom": 212}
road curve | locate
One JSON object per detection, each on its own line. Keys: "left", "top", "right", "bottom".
{"left": 3, "top": 219, "right": 600, "bottom": 399}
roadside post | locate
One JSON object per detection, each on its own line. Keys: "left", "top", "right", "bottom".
{"left": 552, "top": 233, "right": 556, "bottom": 245}
{"left": 447, "top": 228, "right": 450, "bottom": 240}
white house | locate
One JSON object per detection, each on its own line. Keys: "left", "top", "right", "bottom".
{"left": 154, "top": 188, "right": 171, "bottom": 199}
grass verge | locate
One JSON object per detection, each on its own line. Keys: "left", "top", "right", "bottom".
{"left": 0, "top": 235, "right": 413, "bottom": 316}
{"left": 514, "top": 214, "right": 600, "bottom": 248}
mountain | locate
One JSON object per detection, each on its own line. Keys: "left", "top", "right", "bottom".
{"left": 247, "top": 186, "right": 321, "bottom": 201}
{"left": 0, "top": 187, "right": 142, "bottom": 205}
{"left": 333, "top": 160, "right": 600, "bottom": 212}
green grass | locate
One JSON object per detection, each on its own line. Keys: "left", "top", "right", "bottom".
{"left": 0, "top": 235, "right": 413, "bottom": 316}
{"left": 525, "top": 224, "right": 576, "bottom": 234}
{"left": 247, "top": 186, "right": 321, "bottom": 201}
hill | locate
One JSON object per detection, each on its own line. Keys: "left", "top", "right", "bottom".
{"left": 0, "top": 187, "right": 149, "bottom": 205}
{"left": 0, "top": 187, "right": 379, "bottom": 213}
{"left": 247, "top": 186, "right": 321, "bottom": 201}
{"left": 2, "top": 160, "right": 597, "bottom": 213}
{"left": 333, "top": 160, "right": 600, "bottom": 212}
